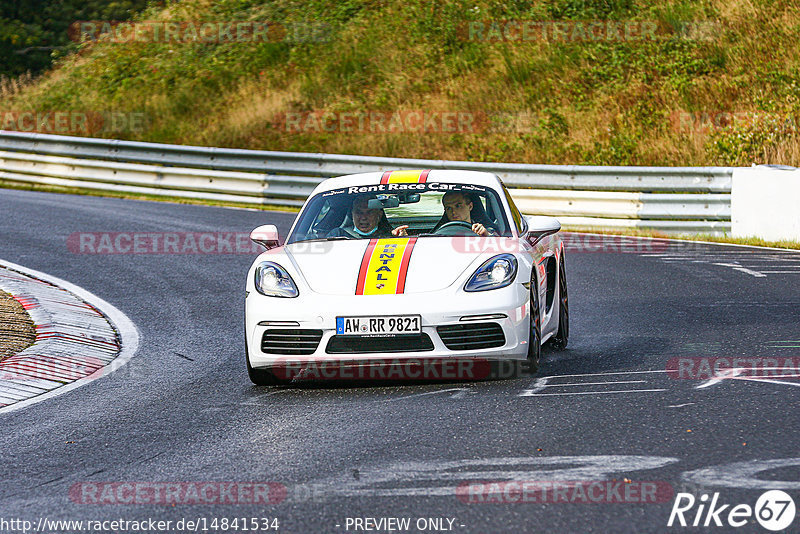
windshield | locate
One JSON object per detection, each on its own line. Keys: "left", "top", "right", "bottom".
{"left": 287, "top": 182, "right": 512, "bottom": 244}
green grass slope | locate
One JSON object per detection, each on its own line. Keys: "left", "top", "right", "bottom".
{"left": 3, "top": 0, "right": 800, "bottom": 166}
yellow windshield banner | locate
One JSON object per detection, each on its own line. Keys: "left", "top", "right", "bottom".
{"left": 355, "top": 238, "right": 417, "bottom": 295}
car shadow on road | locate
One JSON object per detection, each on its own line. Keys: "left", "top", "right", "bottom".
{"left": 537, "top": 335, "right": 678, "bottom": 378}
{"left": 244, "top": 335, "right": 676, "bottom": 391}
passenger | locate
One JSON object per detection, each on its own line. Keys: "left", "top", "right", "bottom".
{"left": 327, "top": 195, "right": 407, "bottom": 238}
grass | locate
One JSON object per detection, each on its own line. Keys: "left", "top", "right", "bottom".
{"left": 2, "top": 0, "right": 800, "bottom": 167}
{"left": 0, "top": 290, "right": 37, "bottom": 364}
{"left": 3, "top": 0, "right": 800, "bottom": 248}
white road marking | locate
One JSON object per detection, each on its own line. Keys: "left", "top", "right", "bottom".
{"left": 731, "top": 376, "right": 800, "bottom": 388}
{"left": 740, "top": 373, "right": 800, "bottom": 379}
{"left": 247, "top": 389, "right": 294, "bottom": 398}
{"left": 696, "top": 368, "right": 744, "bottom": 389}
{"left": 733, "top": 266, "right": 800, "bottom": 270}
{"left": 733, "top": 260, "right": 800, "bottom": 264}
{"left": 383, "top": 388, "right": 471, "bottom": 402}
{"left": 525, "top": 389, "right": 666, "bottom": 397}
{"left": 696, "top": 367, "right": 800, "bottom": 390}
{"left": 518, "top": 377, "right": 549, "bottom": 396}
{"left": 643, "top": 243, "right": 800, "bottom": 278}
{"left": 711, "top": 263, "right": 767, "bottom": 277}
{"left": 541, "top": 380, "right": 647, "bottom": 387}
{"left": 309, "top": 455, "right": 680, "bottom": 498}
{"left": 683, "top": 458, "right": 800, "bottom": 490}
{"left": 520, "top": 371, "right": 669, "bottom": 396}
{"left": 668, "top": 403, "right": 695, "bottom": 408}
{"left": 543, "top": 370, "right": 667, "bottom": 379}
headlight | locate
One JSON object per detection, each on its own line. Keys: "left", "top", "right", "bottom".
{"left": 464, "top": 254, "right": 518, "bottom": 292}
{"left": 254, "top": 262, "right": 299, "bottom": 298}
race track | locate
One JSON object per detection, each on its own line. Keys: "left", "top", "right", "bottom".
{"left": 1, "top": 188, "right": 799, "bottom": 533}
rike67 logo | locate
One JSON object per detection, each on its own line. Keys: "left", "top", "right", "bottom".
{"left": 668, "top": 490, "right": 796, "bottom": 531}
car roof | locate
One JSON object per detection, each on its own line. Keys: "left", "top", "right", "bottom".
{"left": 311, "top": 170, "right": 503, "bottom": 194}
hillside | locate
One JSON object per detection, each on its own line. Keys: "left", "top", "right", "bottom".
{"left": 2, "top": 0, "right": 800, "bottom": 166}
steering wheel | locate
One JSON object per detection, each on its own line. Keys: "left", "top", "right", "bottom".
{"left": 432, "top": 220, "right": 477, "bottom": 236}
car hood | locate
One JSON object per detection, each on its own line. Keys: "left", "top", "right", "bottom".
{"left": 281, "top": 238, "right": 499, "bottom": 296}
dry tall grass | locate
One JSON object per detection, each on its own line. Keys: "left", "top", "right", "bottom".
{"left": 4, "top": 0, "right": 800, "bottom": 166}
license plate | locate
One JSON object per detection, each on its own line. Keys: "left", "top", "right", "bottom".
{"left": 336, "top": 315, "right": 421, "bottom": 336}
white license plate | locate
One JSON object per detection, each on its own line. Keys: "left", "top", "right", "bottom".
{"left": 336, "top": 315, "right": 421, "bottom": 336}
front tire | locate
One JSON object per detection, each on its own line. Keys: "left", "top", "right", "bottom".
{"left": 246, "top": 338, "right": 287, "bottom": 386}
{"left": 547, "top": 252, "right": 569, "bottom": 351}
{"left": 526, "top": 276, "right": 542, "bottom": 375}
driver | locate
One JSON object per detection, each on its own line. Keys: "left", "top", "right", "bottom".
{"left": 327, "top": 195, "right": 407, "bottom": 238}
{"left": 440, "top": 191, "right": 496, "bottom": 236}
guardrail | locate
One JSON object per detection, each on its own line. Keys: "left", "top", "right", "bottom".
{"left": 0, "top": 131, "right": 737, "bottom": 233}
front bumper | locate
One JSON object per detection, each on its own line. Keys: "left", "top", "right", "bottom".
{"left": 245, "top": 283, "right": 531, "bottom": 367}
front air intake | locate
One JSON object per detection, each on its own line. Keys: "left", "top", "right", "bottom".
{"left": 261, "top": 329, "right": 323, "bottom": 355}
{"left": 326, "top": 334, "right": 434, "bottom": 354}
{"left": 437, "top": 323, "right": 505, "bottom": 350}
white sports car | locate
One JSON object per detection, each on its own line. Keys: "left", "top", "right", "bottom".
{"left": 245, "top": 169, "right": 568, "bottom": 385}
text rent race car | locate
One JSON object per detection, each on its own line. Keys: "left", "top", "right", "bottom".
{"left": 245, "top": 170, "right": 568, "bottom": 385}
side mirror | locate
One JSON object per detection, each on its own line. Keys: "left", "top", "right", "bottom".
{"left": 250, "top": 224, "right": 280, "bottom": 250}
{"left": 524, "top": 216, "right": 561, "bottom": 246}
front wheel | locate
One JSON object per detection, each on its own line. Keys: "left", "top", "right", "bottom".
{"left": 246, "top": 338, "right": 288, "bottom": 386}
{"left": 547, "top": 253, "right": 569, "bottom": 351}
{"left": 525, "top": 278, "right": 542, "bottom": 375}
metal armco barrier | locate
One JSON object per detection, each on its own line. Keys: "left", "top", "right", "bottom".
{"left": 0, "top": 131, "right": 738, "bottom": 233}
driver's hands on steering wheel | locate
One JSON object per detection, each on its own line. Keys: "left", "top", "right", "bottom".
{"left": 471, "top": 223, "right": 489, "bottom": 236}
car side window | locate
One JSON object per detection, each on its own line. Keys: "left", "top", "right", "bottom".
{"left": 502, "top": 184, "right": 524, "bottom": 234}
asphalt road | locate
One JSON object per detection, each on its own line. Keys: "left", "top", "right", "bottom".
{"left": 1, "top": 188, "right": 799, "bottom": 533}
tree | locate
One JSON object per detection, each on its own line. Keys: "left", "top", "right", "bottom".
{"left": 0, "top": 0, "right": 150, "bottom": 76}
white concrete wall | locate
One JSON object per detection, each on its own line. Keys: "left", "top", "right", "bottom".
{"left": 732, "top": 166, "right": 800, "bottom": 241}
